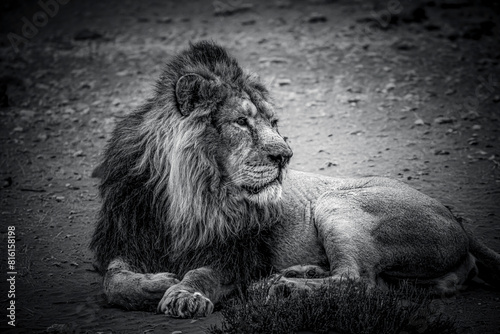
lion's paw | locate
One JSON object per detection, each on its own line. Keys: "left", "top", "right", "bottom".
{"left": 267, "top": 277, "right": 314, "bottom": 298}
{"left": 281, "top": 265, "right": 329, "bottom": 279}
{"left": 157, "top": 285, "right": 213, "bottom": 318}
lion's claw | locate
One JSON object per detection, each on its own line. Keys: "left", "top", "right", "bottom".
{"left": 158, "top": 286, "right": 214, "bottom": 318}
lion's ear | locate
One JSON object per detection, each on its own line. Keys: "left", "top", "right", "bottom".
{"left": 175, "top": 73, "right": 207, "bottom": 116}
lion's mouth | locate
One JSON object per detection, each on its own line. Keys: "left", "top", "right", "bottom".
{"left": 241, "top": 179, "right": 278, "bottom": 195}
{"left": 241, "top": 171, "right": 282, "bottom": 195}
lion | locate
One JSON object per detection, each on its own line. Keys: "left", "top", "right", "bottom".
{"left": 90, "top": 41, "right": 500, "bottom": 318}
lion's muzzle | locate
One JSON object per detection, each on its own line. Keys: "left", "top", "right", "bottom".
{"left": 267, "top": 145, "right": 292, "bottom": 169}
{"left": 263, "top": 137, "right": 293, "bottom": 170}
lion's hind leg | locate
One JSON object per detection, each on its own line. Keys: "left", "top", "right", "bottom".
{"left": 103, "top": 258, "right": 179, "bottom": 311}
{"left": 383, "top": 253, "right": 478, "bottom": 297}
{"left": 314, "top": 192, "right": 382, "bottom": 288}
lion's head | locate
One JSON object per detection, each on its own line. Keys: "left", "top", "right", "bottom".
{"left": 171, "top": 50, "right": 292, "bottom": 206}
{"left": 91, "top": 41, "right": 291, "bottom": 276}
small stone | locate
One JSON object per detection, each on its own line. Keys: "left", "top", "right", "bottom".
{"left": 384, "top": 82, "right": 396, "bottom": 91}
{"left": 307, "top": 13, "right": 327, "bottom": 23}
{"left": 241, "top": 19, "right": 256, "bottom": 25}
{"left": 116, "top": 70, "right": 129, "bottom": 77}
{"left": 2, "top": 177, "right": 12, "bottom": 188}
{"left": 55, "top": 196, "right": 65, "bottom": 202}
{"left": 467, "top": 138, "right": 478, "bottom": 146}
{"left": 349, "top": 130, "right": 364, "bottom": 135}
{"left": 73, "top": 150, "right": 85, "bottom": 157}
{"left": 434, "top": 149, "right": 450, "bottom": 155}
{"left": 213, "top": 1, "right": 253, "bottom": 16}
{"left": 445, "top": 88, "right": 456, "bottom": 95}
{"left": 414, "top": 119, "right": 425, "bottom": 126}
{"left": 80, "top": 82, "right": 95, "bottom": 89}
{"left": 277, "top": 78, "right": 291, "bottom": 86}
{"left": 346, "top": 86, "right": 363, "bottom": 94}
{"left": 471, "top": 124, "right": 481, "bottom": 131}
{"left": 434, "top": 116, "right": 454, "bottom": 124}
{"left": 258, "top": 57, "right": 288, "bottom": 64}
{"left": 493, "top": 95, "right": 500, "bottom": 103}
{"left": 37, "top": 133, "right": 48, "bottom": 142}
{"left": 156, "top": 17, "right": 172, "bottom": 24}
{"left": 19, "top": 109, "right": 35, "bottom": 118}
{"left": 392, "top": 39, "right": 416, "bottom": 51}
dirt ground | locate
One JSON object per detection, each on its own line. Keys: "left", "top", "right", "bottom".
{"left": 1, "top": 0, "right": 499, "bottom": 333}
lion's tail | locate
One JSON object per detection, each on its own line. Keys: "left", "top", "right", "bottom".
{"left": 465, "top": 227, "right": 500, "bottom": 288}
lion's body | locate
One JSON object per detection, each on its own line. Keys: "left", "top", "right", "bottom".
{"left": 270, "top": 170, "right": 480, "bottom": 295}
{"left": 90, "top": 41, "right": 500, "bottom": 318}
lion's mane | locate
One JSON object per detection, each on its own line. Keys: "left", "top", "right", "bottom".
{"left": 90, "top": 42, "right": 281, "bottom": 284}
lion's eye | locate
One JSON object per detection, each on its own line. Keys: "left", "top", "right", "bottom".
{"left": 235, "top": 117, "right": 248, "bottom": 127}
{"left": 306, "top": 269, "right": 316, "bottom": 278}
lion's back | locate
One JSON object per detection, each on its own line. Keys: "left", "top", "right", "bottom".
{"left": 282, "top": 170, "right": 408, "bottom": 204}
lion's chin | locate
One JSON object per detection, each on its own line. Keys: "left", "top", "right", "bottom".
{"left": 244, "top": 181, "right": 283, "bottom": 205}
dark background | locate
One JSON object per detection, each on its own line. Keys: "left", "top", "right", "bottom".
{"left": 1, "top": 0, "right": 499, "bottom": 333}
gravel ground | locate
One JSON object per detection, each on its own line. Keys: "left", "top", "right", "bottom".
{"left": 1, "top": 0, "right": 499, "bottom": 333}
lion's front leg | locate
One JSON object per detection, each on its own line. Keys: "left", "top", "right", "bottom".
{"left": 104, "top": 258, "right": 179, "bottom": 310}
{"left": 157, "top": 267, "right": 234, "bottom": 318}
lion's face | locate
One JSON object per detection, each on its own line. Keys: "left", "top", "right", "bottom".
{"left": 212, "top": 93, "right": 292, "bottom": 204}
{"left": 174, "top": 68, "right": 292, "bottom": 205}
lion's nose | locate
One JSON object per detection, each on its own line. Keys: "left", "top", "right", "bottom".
{"left": 268, "top": 146, "right": 293, "bottom": 167}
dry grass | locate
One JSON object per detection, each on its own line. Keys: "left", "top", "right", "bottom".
{"left": 208, "top": 280, "right": 457, "bottom": 334}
